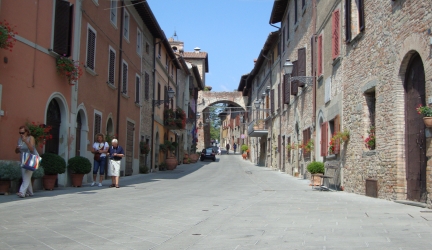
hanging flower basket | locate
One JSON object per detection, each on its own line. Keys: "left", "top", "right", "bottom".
{"left": 0, "top": 20, "right": 17, "bottom": 52}
{"left": 56, "top": 56, "right": 83, "bottom": 85}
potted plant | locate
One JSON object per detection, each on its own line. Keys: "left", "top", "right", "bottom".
{"left": 307, "top": 161, "right": 325, "bottom": 186}
{"left": 26, "top": 122, "right": 53, "bottom": 148}
{"left": 189, "top": 144, "right": 199, "bottom": 163}
{"left": 417, "top": 104, "right": 432, "bottom": 127}
{"left": 40, "top": 153, "right": 66, "bottom": 190}
{"left": 56, "top": 56, "right": 83, "bottom": 84}
{"left": 364, "top": 126, "right": 375, "bottom": 150}
{"left": 162, "top": 140, "right": 178, "bottom": 170}
{"left": 140, "top": 141, "right": 150, "bottom": 155}
{"left": 0, "top": 160, "right": 21, "bottom": 195}
{"left": 240, "top": 144, "right": 248, "bottom": 153}
{"left": 139, "top": 165, "right": 149, "bottom": 174}
{"left": 67, "top": 156, "right": 92, "bottom": 187}
{"left": 0, "top": 20, "right": 17, "bottom": 52}
{"left": 159, "top": 162, "right": 167, "bottom": 171}
{"left": 304, "top": 140, "right": 314, "bottom": 153}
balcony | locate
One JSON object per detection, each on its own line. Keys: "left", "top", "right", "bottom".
{"left": 164, "top": 108, "right": 186, "bottom": 130}
{"left": 248, "top": 119, "right": 268, "bottom": 137}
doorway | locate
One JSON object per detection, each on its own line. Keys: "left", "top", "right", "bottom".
{"left": 404, "top": 53, "right": 426, "bottom": 202}
{"left": 45, "top": 99, "right": 61, "bottom": 154}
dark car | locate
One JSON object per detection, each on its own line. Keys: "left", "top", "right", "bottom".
{"left": 201, "top": 147, "right": 216, "bottom": 161}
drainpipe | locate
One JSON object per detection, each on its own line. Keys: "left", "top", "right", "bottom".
{"left": 115, "top": 0, "right": 124, "bottom": 139}
{"left": 312, "top": 0, "right": 317, "bottom": 160}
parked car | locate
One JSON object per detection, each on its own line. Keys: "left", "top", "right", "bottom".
{"left": 201, "top": 147, "right": 216, "bottom": 161}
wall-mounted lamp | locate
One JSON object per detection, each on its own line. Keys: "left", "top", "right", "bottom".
{"left": 152, "top": 87, "right": 175, "bottom": 106}
{"left": 283, "top": 59, "right": 315, "bottom": 87}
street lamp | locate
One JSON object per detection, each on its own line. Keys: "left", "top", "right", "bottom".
{"left": 152, "top": 87, "right": 175, "bottom": 106}
{"left": 283, "top": 59, "right": 315, "bottom": 87}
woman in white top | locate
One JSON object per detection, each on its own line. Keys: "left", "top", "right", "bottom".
{"left": 91, "top": 133, "right": 109, "bottom": 187}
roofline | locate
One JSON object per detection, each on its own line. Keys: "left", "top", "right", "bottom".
{"left": 269, "top": 0, "right": 288, "bottom": 24}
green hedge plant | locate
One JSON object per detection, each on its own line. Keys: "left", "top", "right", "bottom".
{"left": 67, "top": 156, "right": 92, "bottom": 174}
{"left": 0, "top": 160, "right": 21, "bottom": 180}
{"left": 40, "top": 153, "right": 66, "bottom": 175}
{"left": 307, "top": 161, "right": 325, "bottom": 174}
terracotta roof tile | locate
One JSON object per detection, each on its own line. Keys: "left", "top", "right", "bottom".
{"left": 183, "top": 52, "right": 208, "bottom": 59}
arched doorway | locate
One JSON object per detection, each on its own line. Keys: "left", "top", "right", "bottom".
{"left": 45, "top": 99, "right": 61, "bottom": 154}
{"left": 404, "top": 52, "right": 426, "bottom": 202}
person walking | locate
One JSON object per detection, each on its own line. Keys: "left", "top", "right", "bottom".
{"left": 91, "top": 133, "right": 109, "bottom": 187}
{"left": 226, "top": 143, "right": 230, "bottom": 154}
{"left": 233, "top": 143, "right": 237, "bottom": 154}
{"left": 15, "top": 125, "right": 36, "bottom": 198}
{"left": 107, "top": 139, "right": 124, "bottom": 188}
{"left": 218, "top": 146, "right": 221, "bottom": 155}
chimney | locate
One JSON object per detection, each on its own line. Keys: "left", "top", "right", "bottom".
{"left": 194, "top": 47, "right": 201, "bottom": 53}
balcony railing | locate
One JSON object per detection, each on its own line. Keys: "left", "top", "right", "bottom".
{"left": 247, "top": 119, "right": 268, "bottom": 137}
{"left": 164, "top": 108, "right": 186, "bottom": 130}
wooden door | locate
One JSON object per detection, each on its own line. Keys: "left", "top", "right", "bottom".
{"left": 404, "top": 53, "right": 426, "bottom": 202}
{"left": 45, "top": 99, "right": 61, "bottom": 154}
{"left": 125, "top": 121, "right": 134, "bottom": 176}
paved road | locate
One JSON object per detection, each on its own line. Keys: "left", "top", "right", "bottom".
{"left": 1, "top": 154, "right": 432, "bottom": 250}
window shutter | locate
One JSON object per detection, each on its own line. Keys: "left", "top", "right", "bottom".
{"left": 303, "top": 129, "right": 311, "bottom": 158}
{"left": 135, "top": 76, "right": 140, "bottom": 103}
{"left": 345, "top": 0, "right": 352, "bottom": 42}
{"left": 311, "top": 35, "right": 315, "bottom": 76}
{"left": 277, "top": 83, "right": 281, "bottom": 108}
{"left": 334, "top": 115, "right": 340, "bottom": 154}
{"left": 86, "top": 29, "right": 96, "bottom": 70}
{"left": 291, "top": 61, "right": 298, "bottom": 95}
{"left": 357, "top": 0, "right": 365, "bottom": 31}
{"left": 321, "top": 122, "right": 328, "bottom": 156}
{"left": 53, "top": 0, "right": 73, "bottom": 57}
{"left": 122, "top": 62, "right": 128, "bottom": 94}
{"left": 94, "top": 113, "right": 101, "bottom": 136}
{"left": 270, "top": 89, "right": 275, "bottom": 114}
{"left": 317, "top": 35, "right": 323, "bottom": 76}
{"left": 283, "top": 74, "right": 290, "bottom": 104}
{"left": 144, "top": 73, "right": 149, "bottom": 100}
{"left": 332, "top": 9, "right": 340, "bottom": 60}
{"left": 108, "top": 49, "right": 115, "bottom": 85}
{"left": 298, "top": 48, "right": 306, "bottom": 87}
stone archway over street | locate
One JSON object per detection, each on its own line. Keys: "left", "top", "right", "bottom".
{"left": 196, "top": 91, "right": 248, "bottom": 150}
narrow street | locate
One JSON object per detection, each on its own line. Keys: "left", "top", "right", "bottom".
{"left": 1, "top": 154, "right": 431, "bottom": 250}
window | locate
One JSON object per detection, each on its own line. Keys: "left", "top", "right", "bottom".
{"left": 294, "top": 0, "right": 298, "bottom": 24}
{"left": 158, "top": 43, "right": 161, "bottom": 58}
{"left": 94, "top": 112, "right": 101, "bottom": 138}
{"left": 287, "top": 136, "right": 291, "bottom": 160}
{"left": 145, "top": 42, "right": 150, "bottom": 54}
{"left": 157, "top": 83, "right": 161, "bottom": 102}
{"left": 53, "top": 0, "right": 73, "bottom": 57}
{"left": 317, "top": 34, "right": 323, "bottom": 76}
{"left": 137, "top": 29, "right": 142, "bottom": 55}
{"left": 332, "top": 9, "right": 340, "bottom": 59}
{"left": 328, "top": 115, "right": 340, "bottom": 154}
{"left": 86, "top": 25, "right": 97, "bottom": 71}
{"left": 144, "top": 72, "right": 149, "bottom": 100}
{"left": 345, "top": 0, "right": 365, "bottom": 42}
{"left": 165, "top": 55, "right": 169, "bottom": 70}
{"left": 277, "top": 83, "right": 280, "bottom": 109}
{"left": 364, "top": 89, "right": 376, "bottom": 149}
{"left": 122, "top": 61, "right": 128, "bottom": 94}
{"left": 320, "top": 122, "right": 328, "bottom": 156}
{"left": 324, "top": 77, "right": 331, "bottom": 103}
{"left": 270, "top": 89, "right": 274, "bottom": 114}
{"left": 123, "top": 10, "right": 130, "bottom": 40}
{"left": 135, "top": 74, "right": 140, "bottom": 104}
{"left": 110, "top": 0, "right": 117, "bottom": 26}
{"left": 108, "top": 47, "right": 116, "bottom": 85}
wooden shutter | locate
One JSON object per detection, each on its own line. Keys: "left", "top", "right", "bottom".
{"left": 277, "top": 83, "right": 281, "bottom": 108}
{"left": 298, "top": 48, "right": 306, "bottom": 87}
{"left": 270, "top": 89, "right": 275, "bottom": 113}
{"left": 358, "top": 0, "right": 365, "bottom": 31}
{"left": 53, "top": 0, "right": 73, "bottom": 57}
{"left": 318, "top": 35, "right": 323, "bottom": 76}
{"left": 108, "top": 49, "right": 115, "bottom": 85}
{"left": 332, "top": 9, "right": 340, "bottom": 60}
{"left": 320, "top": 122, "right": 328, "bottom": 156}
{"left": 310, "top": 35, "right": 315, "bottom": 76}
{"left": 86, "top": 28, "right": 96, "bottom": 70}
{"left": 135, "top": 76, "right": 140, "bottom": 103}
{"left": 278, "top": 135, "right": 281, "bottom": 154}
{"left": 345, "top": 0, "right": 352, "bottom": 42}
{"left": 303, "top": 129, "right": 311, "bottom": 158}
{"left": 291, "top": 61, "right": 298, "bottom": 95}
{"left": 144, "top": 72, "right": 149, "bottom": 100}
{"left": 333, "top": 115, "right": 340, "bottom": 154}
{"left": 122, "top": 62, "right": 128, "bottom": 94}
{"left": 283, "top": 74, "right": 290, "bottom": 104}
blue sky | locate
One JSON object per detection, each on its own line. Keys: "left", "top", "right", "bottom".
{"left": 146, "top": 0, "right": 278, "bottom": 92}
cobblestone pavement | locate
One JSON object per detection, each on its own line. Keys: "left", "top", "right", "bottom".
{"left": 1, "top": 154, "right": 431, "bottom": 250}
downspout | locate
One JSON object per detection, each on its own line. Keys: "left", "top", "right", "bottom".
{"left": 312, "top": 0, "right": 317, "bottom": 160}
{"left": 116, "top": 0, "right": 124, "bottom": 139}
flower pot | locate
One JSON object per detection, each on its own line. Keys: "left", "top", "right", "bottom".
{"left": 165, "top": 157, "right": 178, "bottom": 170}
{"left": 43, "top": 174, "right": 57, "bottom": 190}
{"left": 189, "top": 154, "right": 199, "bottom": 163}
{"left": 0, "top": 180, "right": 10, "bottom": 195}
{"left": 71, "top": 173, "right": 85, "bottom": 187}
{"left": 424, "top": 117, "right": 432, "bottom": 127}
{"left": 311, "top": 173, "right": 323, "bottom": 187}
